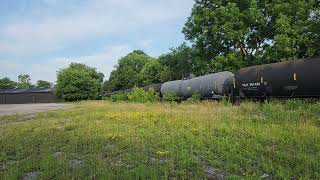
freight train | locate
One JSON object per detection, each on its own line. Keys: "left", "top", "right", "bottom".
{"left": 105, "top": 57, "right": 320, "bottom": 101}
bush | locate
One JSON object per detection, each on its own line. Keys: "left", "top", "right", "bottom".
{"left": 56, "top": 63, "right": 104, "bottom": 101}
{"left": 162, "top": 91, "right": 179, "bottom": 102}
{"left": 127, "top": 87, "right": 160, "bottom": 103}
{"left": 111, "top": 93, "right": 128, "bottom": 102}
{"left": 145, "top": 88, "right": 161, "bottom": 103}
{"left": 186, "top": 91, "right": 201, "bottom": 103}
{"left": 222, "top": 96, "right": 232, "bottom": 106}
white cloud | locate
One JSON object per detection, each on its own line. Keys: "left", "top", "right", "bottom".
{"left": 0, "top": 45, "right": 132, "bottom": 83}
{"left": 57, "top": 45, "right": 131, "bottom": 76}
{"left": 0, "top": 0, "right": 194, "bottom": 82}
{"left": 0, "top": 0, "right": 194, "bottom": 55}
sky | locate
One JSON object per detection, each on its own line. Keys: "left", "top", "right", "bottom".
{"left": 0, "top": 0, "right": 195, "bottom": 83}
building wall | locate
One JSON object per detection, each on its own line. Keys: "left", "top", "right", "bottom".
{"left": 0, "top": 92, "right": 58, "bottom": 104}
{"left": 0, "top": 95, "right": 5, "bottom": 104}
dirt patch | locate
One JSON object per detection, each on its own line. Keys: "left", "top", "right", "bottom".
{"left": 0, "top": 160, "right": 16, "bottom": 170}
{"left": 203, "top": 165, "right": 226, "bottom": 180}
{"left": 260, "top": 173, "right": 272, "bottom": 179}
{"left": 53, "top": 152, "right": 63, "bottom": 160}
{"left": 20, "top": 171, "right": 40, "bottom": 180}
{"left": 191, "top": 155, "right": 238, "bottom": 179}
{"left": 0, "top": 103, "right": 73, "bottom": 116}
{"left": 0, "top": 114, "right": 37, "bottom": 126}
{"left": 68, "top": 159, "right": 85, "bottom": 171}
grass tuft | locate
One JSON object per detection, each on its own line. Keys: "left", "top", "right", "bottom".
{"left": 0, "top": 100, "right": 320, "bottom": 179}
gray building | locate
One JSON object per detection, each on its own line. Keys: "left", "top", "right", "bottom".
{"left": 0, "top": 88, "right": 58, "bottom": 104}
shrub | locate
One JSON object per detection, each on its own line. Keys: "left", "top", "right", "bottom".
{"left": 186, "top": 91, "right": 201, "bottom": 103}
{"left": 162, "top": 91, "right": 179, "bottom": 103}
{"left": 56, "top": 63, "right": 104, "bottom": 101}
{"left": 111, "top": 93, "right": 128, "bottom": 102}
{"left": 145, "top": 88, "right": 161, "bottom": 103}
{"left": 222, "top": 95, "right": 232, "bottom": 106}
{"left": 127, "top": 87, "right": 160, "bottom": 103}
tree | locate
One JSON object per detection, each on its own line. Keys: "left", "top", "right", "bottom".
{"left": 183, "top": 0, "right": 320, "bottom": 71}
{"left": 103, "top": 80, "right": 111, "bottom": 93}
{"left": 56, "top": 63, "right": 104, "bottom": 101}
{"left": 36, "top": 80, "right": 53, "bottom": 88}
{"left": 158, "top": 43, "right": 194, "bottom": 79}
{"left": 140, "top": 60, "right": 163, "bottom": 85}
{"left": 106, "top": 50, "right": 154, "bottom": 92}
{"left": 158, "top": 65, "right": 172, "bottom": 83}
{"left": 17, "top": 74, "right": 32, "bottom": 88}
{"left": 0, "top": 77, "right": 16, "bottom": 89}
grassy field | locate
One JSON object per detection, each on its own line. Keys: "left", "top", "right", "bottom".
{"left": 0, "top": 100, "right": 320, "bottom": 179}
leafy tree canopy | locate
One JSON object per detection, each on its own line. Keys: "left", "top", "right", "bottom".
{"left": 17, "top": 74, "right": 33, "bottom": 88}
{"left": 158, "top": 43, "right": 194, "bottom": 78}
{"left": 140, "top": 60, "right": 163, "bottom": 85}
{"left": 183, "top": 0, "right": 320, "bottom": 72}
{"left": 36, "top": 80, "right": 53, "bottom": 88}
{"left": 56, "top": 63, "right": 104, "bottom": 101}
{"left": 0, "top": 77, "right": 16, "bottom": 89}
{"left": 106, "top": 50, "right": 155, "bottom": 91}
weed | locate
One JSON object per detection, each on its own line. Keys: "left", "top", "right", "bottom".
{"left": 118, "top": 87, "right": 161, "bottom": 103}
{"left": 110, "top": 93, "right": 128, "bottom": 102}
{"left": 222, "top": 95, "right": 232, "bottom": 106}
{"left": 162, "top": 91, "right": 179, "bottom": 103}
{"left": 186, "top": 91, "right": 201, "bottom": 103}
{"left": 1, "top": 101, "right": 320, "bottom": 179}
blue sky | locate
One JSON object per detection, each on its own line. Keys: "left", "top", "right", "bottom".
{"left": 0, "top": 0, "right": 194, "bottom": 83}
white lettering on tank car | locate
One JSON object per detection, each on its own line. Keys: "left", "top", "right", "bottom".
{"left": 242, "top": 82, "right": 261, "bottom": 87}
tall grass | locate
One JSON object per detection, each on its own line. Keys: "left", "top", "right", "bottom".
{"left": 0, "top": 100, "right": 319, "bottom": 179}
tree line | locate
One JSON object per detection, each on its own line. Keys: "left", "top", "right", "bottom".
{"left": 103, "top": 45, "right": 194, "bottom": 92}
{"left": 1, "top": 1, "right": 319, "bottom": 102}
{"left": 105, "top": 0, "right": 319, "bottom": 92}
{"left": 0, "top": 75, "right": 53, "bottom": 89}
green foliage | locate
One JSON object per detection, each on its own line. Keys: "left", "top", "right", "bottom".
{"left": 0, "top": 77, "right": 16, "bottom": 89}
{"left": 17, "top": 74, "right": 32, "bottom": 88}
{"left": 158, "top": 65, "right": 172, "bottom": 83}
{"left": 36, "top": 80, "right": 53, "bottom": 88}
{"left": 0, "top": 75, "right": 48, "bottom": 90}
{"left": 109, "top": 87, "right": 160, "bottom": 103}
{"left": 158, "top": 43, "right": 194, "bottom": 78}
{"left": 106, "top": 50, "right": 154, "bottom": 92}
{"left": 285, "top": 99, "right": 319, "bottom": 111}
{"left": 162, "top": 91, "right": 179, "bottom": 102}
{"left": 127, "top": 87, "right": 160, "bottom": 103}
{"left": 186, "top": 91, "right": 201, "bottom": 103}
{"left": 183, "top": 0, "right": 320, "bottom": 72}
{"left": 221, "top": 96, "right": 232, "bottom": 106}
{"left": 2, "top": 101, "right": 320, "bottom": 179}
{"left": 104, "top": 45, "right": 195, "bottom": 93}
{"left": 127, "top": 88, "right": 146, "bottom": 103}
{"left": 145, "top": 88, "right": 161, "bottom": 103}
{"left": 140, "top": 60, "right": 163, "bottom": 85}
{"left": 212, "top": 52, "right": 245, "bottom": 72}
{"left": 103, "top": 1, "right": 319, "bottom": 94}
{"left": 56, "top": 63, "right": 104, "bottom": 101}
{"left": 0, "top": 76, "right": 52, "bottom": 90}
{"left": 110, "top": 93, "right": 128, "bottom": 102}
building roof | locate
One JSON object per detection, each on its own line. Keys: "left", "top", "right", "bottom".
{"left": 0, "top": 88, "right": 54, "bottom": 94}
